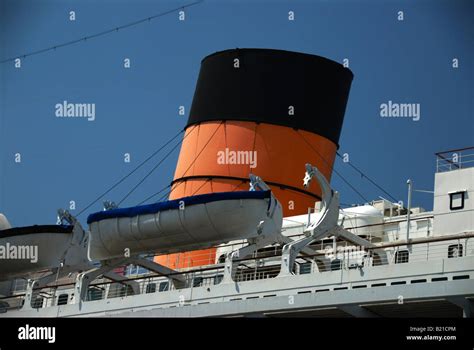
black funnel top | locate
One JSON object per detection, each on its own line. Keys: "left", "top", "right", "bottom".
{"left": 186, "top": 48, "right": 353, "bottom": 146}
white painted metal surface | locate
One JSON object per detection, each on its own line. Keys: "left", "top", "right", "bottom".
{"left": 88, "top": 196, "right": 283, "bottom": 260}
{"left": 434, "top": 167, "right": 474, "bottom": 236}
{"left": 0, "top": 214, "right": 11, "bottom": 230}
{"left": 1, "top": 148, "right": 473, "bottom": 318}
{"left": 0, "top": 223, "right": 89, "bottom": 281}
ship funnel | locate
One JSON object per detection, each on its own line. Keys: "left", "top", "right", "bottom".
{"left": 156, "top": 48, "right": 353, "bottom": 268}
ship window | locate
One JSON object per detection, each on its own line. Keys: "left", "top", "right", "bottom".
{"left": 448, "top": 244, "right": 463, "bottom": 258}
{"left": 193, "top": 277, "right": 203, "bottom": 287}
{"left": 453, "top": 275, "right": 469, "bottom": 280}
{"left": 330, "top": 259, "right": 342, "bottom": 271}
{"left": 391, "top": 281, "right": 406, "bottom": 285}
{"left": 395, "top": 250, "right": 409, "bottom": 264}
{"left": 159, "top": 281, "right": 169, "bottom": 292}
{"left": 57, "top": 293, "right": 68, "bottom": 306}
{"left": 33, "top": 297, "right": 44, "bottom": 309}
{"left": 449, "top": 191, "right": 465, "bottom": 210}
{"left": 116, "top": 283, "right": 135, "bottom": 298}
{"left": 87, "top": 287, "right": 104, "bottom": 301}
{"left": 299, "top": 262, "right": 312, "bottom": 274}
{"left": 218, "top": 254, "right": 226, "bottom": 263}
{"left": 214, "top": 274, "right": 223, "bottom": 285}
{"left": 372, "top": 252, "right": 383, "bottom": 266}
{"left": 146, "top": 283, "right": 156, "bottom": 293}
{"left": 118, "top": 285, "right": 134, "bottom": 297}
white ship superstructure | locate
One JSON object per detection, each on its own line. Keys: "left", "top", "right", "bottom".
{"left": 0, "top": 147, "right": 473, "bottom": 318}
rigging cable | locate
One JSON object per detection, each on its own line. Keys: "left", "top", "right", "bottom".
{"left": 117, "top": 125, "right": 197, "bottom": 206}
{"left": 296, "top": 130, "right": 370, "bottom": 203}
{"left": 190, "top": 178, "right": 211, "bottom": 196}
{"left": 136, "top": 185, "right": 172, "bottom": 206}
{"left": 335, "top": 151, "right": 398, "bottom": 202}
{"left": 76, "top": 128, "right": 184, "bottom": 216}
{"left": 164, "top": 121, "right": 225, "bottom": 199}
{"left": 137, "top": 122, "right": 224, "bottom": 205}
{"left": 0, "top": 1, "right": 204, "bottom": 64}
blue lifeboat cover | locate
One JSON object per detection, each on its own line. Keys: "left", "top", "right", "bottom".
{"left": 87, "top": 190, "right": 271, "bottom": 224}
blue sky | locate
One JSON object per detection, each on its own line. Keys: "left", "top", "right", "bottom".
{"left": 1, "top": 0, "right": 473, "bottom": 226}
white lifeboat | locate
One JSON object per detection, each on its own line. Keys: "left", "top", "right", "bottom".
{"left": 0, "top": 224, "right": 82, "bottom": 280}
{"left": 87, "top": 190, "right": 283, "bottom": 261}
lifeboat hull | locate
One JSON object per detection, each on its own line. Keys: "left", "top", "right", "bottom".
{"left": 0, "top": 225, "right": 74, "bottom": 280}
{"left": 87, "top": 191, "right": 282, "bottom": 261}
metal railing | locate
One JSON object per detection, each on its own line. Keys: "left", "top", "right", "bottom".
{"left": 1, "top": 232, "right": 472, "bottom": 312}
{"left": 436, "top": 146, "right": 474, "bottom": 172}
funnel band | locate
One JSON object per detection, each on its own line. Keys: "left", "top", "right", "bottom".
{"left": 171, "top": 174, "right": 322, "bottom": 200}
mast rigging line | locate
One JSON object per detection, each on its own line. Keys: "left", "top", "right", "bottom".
{"left": 296, "top": 130, "right": 370, "bottom": 203}
{"left": 118, "top": 126, "right": 198, "bottom": 206}
{"left": 136, "top": 184, "right": 172, "bottom": 206}
{"left": 117, "top": 135, "right": 186, "bottom": 206}
{"left": 156, "top": 188, "right": 173, "bottom": 203}
{"left": 76, "top": 128, "right": 184, "bottom": 217}
{"left": 0, "top": 0, "right": 204, "bottom": 64}
{"left": 136, "top": 121, "right": 224, "bottom": 205}
{"left": 166, "top": 122, "right": 225, "bottom": 196}
{"left": 190, "top": 178, "right": 211, "bottom": 196}
{"left": 335, "top": 151, "right": 398, "bottom": 202}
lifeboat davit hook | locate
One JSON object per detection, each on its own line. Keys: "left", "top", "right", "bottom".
{"left": 278, "top": 163, "right": 341, "bottom": 277}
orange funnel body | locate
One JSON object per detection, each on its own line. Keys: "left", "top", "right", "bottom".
{"left": 155, "top": 49, "right": 353, "bottom": 269}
